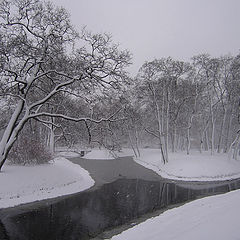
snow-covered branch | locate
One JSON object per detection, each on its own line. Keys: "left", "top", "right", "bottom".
{"left": 29, "top": 112, "right": 121, "bottom": 124}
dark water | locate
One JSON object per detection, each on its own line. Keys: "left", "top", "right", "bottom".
{"left": 0, "top": 178, "right": 240, "bottom": 240}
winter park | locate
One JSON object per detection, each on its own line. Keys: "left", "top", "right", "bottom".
{"left": 0, "top": 0, "right": 240, "bottom": 239}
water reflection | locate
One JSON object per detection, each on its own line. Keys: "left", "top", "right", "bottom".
{"left": 1, "top": 178, "right": 240, "bottom": 240}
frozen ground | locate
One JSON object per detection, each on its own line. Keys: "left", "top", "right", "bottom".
{"left": 0, "top": 156, "right": 94, "bottom": 209}
{"left": 130, "top": 148, "right": 240, "bottom": 181}
{"left": 109, "top": 189, "right": 240, "bottom": 240}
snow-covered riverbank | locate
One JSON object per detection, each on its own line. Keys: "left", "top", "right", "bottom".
{"left": 109, "top": 189, "right": 240, "bottom": 240}
{"left": 0, "top": 156, "right": 94, "bottom": 209}
{"left": 131, "top": 149, "right": 240, "bottom": 181}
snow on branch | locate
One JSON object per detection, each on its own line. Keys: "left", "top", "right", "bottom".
{"left": 29, "top": 108, "right": 124, "bottom": 124}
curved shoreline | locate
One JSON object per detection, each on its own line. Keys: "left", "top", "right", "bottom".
{"left": 1, "top": 156, "right": 240, "bottom": 240}
{"left": 69, "top": 156, "right": 240, "bottom": 187}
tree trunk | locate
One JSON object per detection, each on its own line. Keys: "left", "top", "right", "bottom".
{"left": 199, "top": 120, "right": 209, "bottom": 153}
{"left": 186, "top": 115, "right": 194, "bottom": 155}
{"left": 128, "top": 129, "right": 138, "bottom": 158}
{"left": 205, "top": 130, "right": 209, "bottom": 151}
{"left": 199, "top": 135, "right": 203, "bottom": 153}
{"left": 211, "top": 119, "right": 216, "bottom": 155}
{"left": 160, "top": 93, "right": 166, "bottom": 164}
{"left": 229, "top": 131, "right": 240, "bottom": 160}
{"left": 217, "top": 108, "right": 227, "bottom": 153}
{"left": 187, "top": 127, "right": 191, "bottom": 155}
{"left": 0, "top": 100, "right": 25, "bottom": 171}
{"left": 165, "top": 99, "right": 169, "bottom": 162}
{"left": 151, "top": 82, "right": 166, "bottom": 164}
{"left": 180, "top": 136, "right": 185, "bottom": 151}
{"left": 224, "top": 111, "right": 233, "bottom": 153}
{"left": 170, "top": 132, "right": 175, "bottom": 153}
{"left": 177, "top": 134, "right": 182, "bottom": 151}
{"left": 134, "top": 129, "right": 141, "bottom": 157}
{"left": 49, "top": 126, "right": 55, "bottom": 153}
{"left": 233, "top": 135, "right": 240, "bottom": 160}
{"left": 173, "top": 126, "right": 177, "bottom": 152}
{"left": 209, "top": 95, "right": 215, "bottom": 155}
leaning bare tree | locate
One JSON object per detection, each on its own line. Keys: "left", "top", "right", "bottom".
{"left": 0, "top": 0, "right": 131, "bottom": 171}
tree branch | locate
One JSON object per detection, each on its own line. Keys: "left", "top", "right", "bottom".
{"left": 33, "top": 117, "right": 61, "bottom": 129}
{"left": 29, "top": 112, "right": 121, "bottom": 123}
{"left": 144, "top": 128, "right": 160, "bottom": 139}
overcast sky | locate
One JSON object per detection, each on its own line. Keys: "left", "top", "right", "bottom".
{"left": 51, "top": 0, "right": 240, "bottom": 76}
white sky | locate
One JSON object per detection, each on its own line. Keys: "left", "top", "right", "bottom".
{"left": 51, "top": 0, "right": 240, "bottom": 76}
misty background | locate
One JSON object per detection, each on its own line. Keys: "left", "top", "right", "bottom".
{"left": 51, "top": 0, "right": 240, "bottom": 75}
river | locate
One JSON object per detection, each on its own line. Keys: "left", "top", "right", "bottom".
{"left": 0, "top": 156, "right": 239, "bottom": 240}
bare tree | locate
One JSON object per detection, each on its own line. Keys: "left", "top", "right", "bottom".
{"left": 228, "top": 55, "right": 240, "bottom": 159}
{"left": 137, "top": 61, "right": 167, "bottom": 164}
{"left": 0, "top": 0, "right": 131, "bottom": 170}
{"left": 136, "top": 58, "right": 191, "bottom": 163}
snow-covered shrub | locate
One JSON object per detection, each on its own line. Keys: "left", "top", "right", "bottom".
{"left": 9, "top": 137, "right": 52, "bottom": 165}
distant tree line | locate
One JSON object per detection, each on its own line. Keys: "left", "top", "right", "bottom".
{"left": 124, "top": 55, "right": 240, "bottom": 162}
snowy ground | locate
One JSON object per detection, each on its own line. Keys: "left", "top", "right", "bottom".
{"left": 131, "top": 148, "right": 240, "bottom": 181}
{"left": 0, "top": 156, "right": 94, "bottom": 209}
{"left": 109, "top": 189, "right": 240, "bottom": 240}
{"left": 56, "top": 148, "right": 116, "bottom": 160}
{"left": 84, "top": 149, "right": 115, "bottom": 160}
{"left": 0, "top": 148, "right": 114, "bottom": 209}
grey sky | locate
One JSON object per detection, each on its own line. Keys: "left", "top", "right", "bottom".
{"left": 51, "top": 0, "right": 240, "bottom": 75}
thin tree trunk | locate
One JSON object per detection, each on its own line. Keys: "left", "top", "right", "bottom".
{"left": 157, "top": 104, "right": 166, "bottom": 164}
{"left": 224, "top": 110, "right": 233, "bottom": 153}
{"left": 171, "top": 132, "right": 174, "bottom": 152}
{"left": 150, "top": 82, "right": 166, "bottom": 164}
{"left": 211, "top": 119, "right": 216, "bottom": 155}
{"left": 186, "top": 115, "right": 194, "bottom": 155}
{"left": 209, "top": 96, "right": 215, "bottom": 155}
{"left": 128, "top": 129, "right": 138, "bottom": 158}
{"left": 205, "top": 130, "right": 209, "bottom": 151}
{"left": 181, "top": 136, "right": 185, "bottom": 151}
{"left": 199, "top": 119, "right": 209, "bottom": 153}
{"left": 200, "top": 135, "right": 203, "bottom": 153}
{"left": 173, "top": 125, "right": 177, "bottom": 152}
{"left": 187, "top": 127, "right": 191, "bottom": 155}
{"left": 165, "top": 98, "right": 169, "bottom": 162}
{"left": 217, "top": 108, "right": 227, "bottom": 153}
{"left": 134, "top": 129, "right": 141, "bottom": 157}
{"left": 49, "top": 126, "right": 55, "bottom": 153}
{"left": 177, "top": 134, "right": 181, "bottom": 151}
{"left": 233, "top": 135, "right": 240, "bottom": 160}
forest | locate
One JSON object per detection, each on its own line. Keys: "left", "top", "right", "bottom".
{"left": 0, "top": 0, "right": 240, "bottom": 171}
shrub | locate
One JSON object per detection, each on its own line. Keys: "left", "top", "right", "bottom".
{"left": 9, "top": 137, "right": 52, "bottom": 165}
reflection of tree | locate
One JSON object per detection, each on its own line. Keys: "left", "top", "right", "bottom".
{"left": 0, "top": 220, "right": 9, "bottom": 240}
